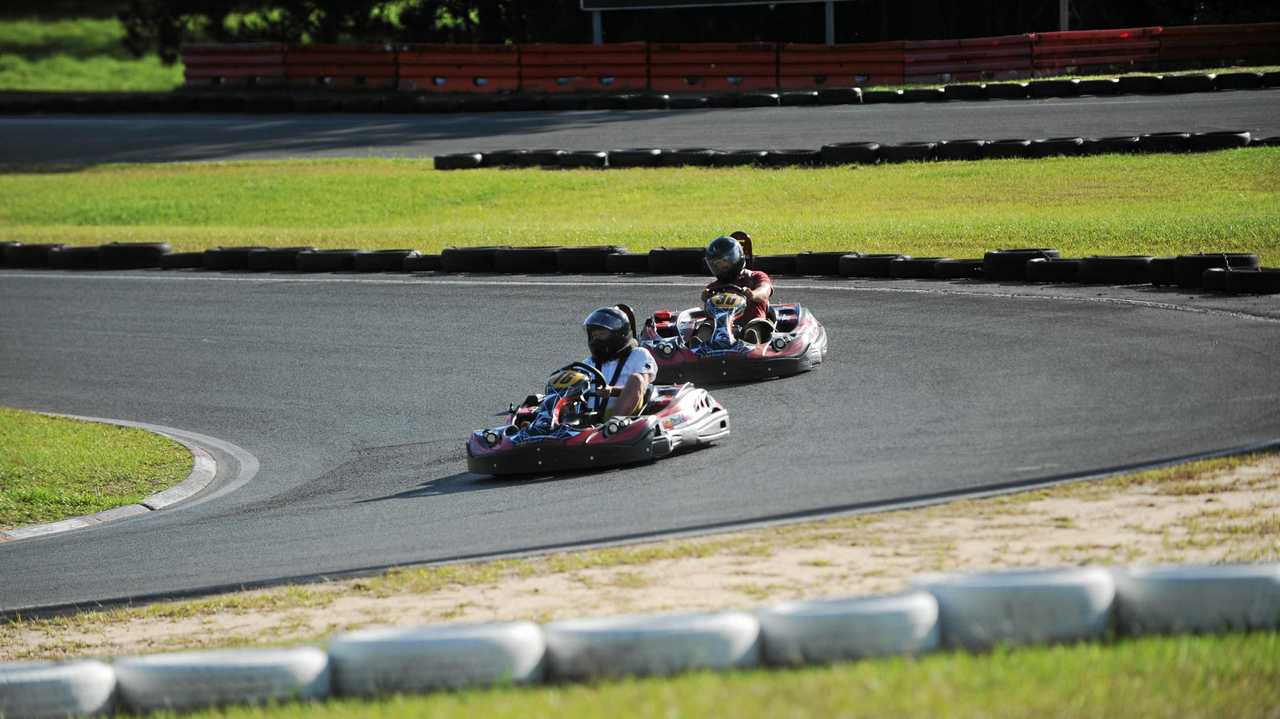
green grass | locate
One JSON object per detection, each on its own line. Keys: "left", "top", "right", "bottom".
{"left": 0, "top": 18, "right": 183, "bottom": 92}
{"left": 153, "top": 632, "right": 1279, "bottom": 719}
{"left": 0, "top": 407, "right": 191, "bottom": 529}
{"left": 1, "top": 150, "right": 1277, "bottom": 262}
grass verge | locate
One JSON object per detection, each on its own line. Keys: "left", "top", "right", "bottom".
{"left": 152, "top": 632, "right": 1280, "bottom": 719}
{"left": 2, "top": 150, "right": 1278, "bottom": 263}
{"left": 0, "top": 18, "right": 182, "bottom": 92}
{"left": 0, "top": 407, "right": 191, "bottom": 530}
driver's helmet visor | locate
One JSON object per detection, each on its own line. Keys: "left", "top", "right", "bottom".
{"left": 586, "top": 327, "right": 616, "bottom": 344}
{"left": 706, "top": 254, "right": 740, "bottom": 279}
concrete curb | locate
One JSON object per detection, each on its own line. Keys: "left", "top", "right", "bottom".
{"left": 0, "top": 415, "right": 219, "bottom": 543}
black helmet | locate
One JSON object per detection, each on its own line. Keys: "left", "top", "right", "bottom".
{"left": 583, "top": 306, "right": 633, "bottom": 361}
{"left": 705, "top": 235, "right": 746, "bottom": 282}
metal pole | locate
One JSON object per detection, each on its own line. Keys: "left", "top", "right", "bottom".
{"left": 1059, "top": 0, "right": 1068, "bottom": 31}
{"left": 825, "top": 1, "right": 835, "bottom": 45}
{"left": 593, "top": 11, "right": 603, "bottom": 45}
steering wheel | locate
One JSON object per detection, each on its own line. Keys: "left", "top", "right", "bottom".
{"left": 543, "top": 362, "right": 610, "bottom": 429}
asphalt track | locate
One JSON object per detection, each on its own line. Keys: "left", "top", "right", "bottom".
{"left": 1, "top": 271, "right": 1278, "bottom": 613}
{"left": 1, "top": 89, "right": 1279, "bottom": 165}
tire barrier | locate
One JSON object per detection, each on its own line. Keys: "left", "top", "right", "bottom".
{"left": 328, "top": 622, "right": 545, "bottom": 696}
{"left": 1225, "top": 268, "right": 1280, "bottom": 294}
{"left": 820, "top": 141, "right": 880, "bottom": 165}
{"left": 839, "top": 253, "right": 907, "bottom": 278}
{"left": 648, "top": 247, "right": 707, "bottom": 275}
{"left": 113, "top": 648, "right": 329, "bottom": 714}
{"left": 558, "top": 150, "right": 609, "bottom": 169}
{"left": 708, "top": 149, "right": 768, "bottom": 167}
{"left": 1150, "top": 256, "right": 1178, "bottom": 286}
{"left": 0, "top": 241, "right": 19, "bottom": 267}
{"left": 933, "top": 258, "right": 985, "bottom": 279}
{"left": 353, "top": 249, "right": 418, "bottom": 273}
{"left": 749, "top": 254, "right": 798, "bottom": 275}
{"left": 247, "top": 246, "right": 315, "bottom": 272}
{"left": 544, "top": 610, "right": 760, "bottom": 681}
{"left": 763, "top": 149, "right": 822, "bottom": 167}
{"left": 1215, "top": 71, "right": 1264, "bottom": 90}
{"left": 1078, "top": 78, "right": 1122, "bottom": 95}
{"left": 794, "top": 251, "right": 853, "bottom": 276}
{"left": 1027, "top": 78, "right": 1081, "bottom": 98}
{"left": 1160, "top": 72, "right": 1216, "bottom": 94}
{"left": 1031, "top": 137, "right": 1087, "bottom": 157}
{"left": 1090, "top": 135, "right": 1141, "bottom": 154}
{"left": 1025, "top": 257, "right": 1081, "bottom": 283}
{"left": 3, "top": 562, "right": 1276, "bottom": 716}
{"left": 756, "top": 591, "right": 939, "bottom": 666}
{"left": 493, "top": 246, "right": 562, "bottom": 274}
{"left": 605, "top": 251, "right": 651, "bottom": 273}
{"left": 160, "top": 252, "right": 204, "bottom": 269}
{"left": 99, "top": 242, "right": 171, "bottom": 270}
{"left": 983, "top": 138, "right": 1033, "bottom": 159}
{"left": 917, "top": 567, "right": 1115, "bottom": 650}
{"left": 659, "top": 148, "right": 720, "bottom": 167}
{"left": 203, "top": 246, "right": 267, "bottom": 271}
{"left": 984, "top": 248, "right": 1060, "bottom": 281}
{"left": 1117, "top": 74, "right": 1163, "bottom": 93}
{"left": 48, "top": 246, "right": 100, "bottom": 270}
{"left": 0, "top": 660, "right": 116, "bottom": 719}
{"left": 1138, "top": 131, "right": 1191, "bottom": 154}
{"left": 441, "top": 246, "right": 507, "bottom": 273}
{"left": 403, "top": 253, "right": 442, "bottom": 272}
{"left": 780, "top": 90, "right": 819, "bottom": 107}
{"left": 1112, "top": 564, "right": 1280, "bottom": 635}
{"left": 4, "top": 243, "right": 64, "bottom": 269}
{"left": 1077, "top": 255, "right": 1154, "bottom": 285}
{"left": 937, "top": 139, "right": 986, "bottom": 162}
{"left": 555, "top": 245, "right": 625, "bottom": 273}
{"left": 1201, "top": 267, "right": 1230, "bottom": 292}
{"left": 889, "top": 257, "right": 948, "bottom": 279}
{"left": 879, "top": 141, "right": 937, "bottom": 163}
{"left": 1190, "top": 130, "right": 1251, "bottom": 152}
{"left": 1174, "top": 252, "right": 1260, "bottom": 289}
{"left": 608, "top": 148, "right": 664, "bottom": 168}
{"left": 984, "top": 82, "right": 1029, "bottom": 99}
{"left": 434, "top": 153, "right": 483, "bottom": 171}
{"left": 295, "top": 249, "right": 359, "bottom": 273}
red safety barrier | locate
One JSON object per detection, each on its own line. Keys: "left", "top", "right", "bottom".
{"left": 181, "top": 43, "right": 286, "bottom": 88}
{"left": 904, "top": 34, "right": 1033, "bottom": 83}
{"left": 1155, "top": 23, "right": 1280, "bottom": 68}
{"left": 397, "top": 44, "right": 519, "bottom": 93}
{"left": 779, "top": 42, "right": 904, "bottom": 89}
{"left": 649, "top": 43, "right": 777, "bottom": 92}
{"left": 520, "top": 43, "right": 647, "bottom": 93}
{"left": 1031, "top": 27, "right": 1160, "bottom": 75}
{"left": 286, "top": 44, "right": 397, "bottom": 89}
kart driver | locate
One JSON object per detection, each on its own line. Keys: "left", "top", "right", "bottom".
{"left": 699, "top": 231, "right": 775, "bottom": 344}
{"left": 582, "top": 305, "right": 657, "bottom": 419}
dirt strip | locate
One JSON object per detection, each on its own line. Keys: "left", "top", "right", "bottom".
{"left": 2, "top": 453, "right": 1276, "bottom": 661}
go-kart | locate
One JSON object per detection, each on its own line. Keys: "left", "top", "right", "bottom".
{"left": 467, "top": 362, "right": 730, "bottom": 476}
{"left": 639, "top": 286, "right": 828, "bottom": 384}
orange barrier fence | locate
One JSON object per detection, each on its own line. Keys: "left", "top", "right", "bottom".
{"left": 649, "top": 43, "right": 776, "bottom": 92}
{"left": 182, "top": 43, "right": 286, "bottom": 87}
{"left": 779, "top": 42, "right": 904, "bottom": 88}
{"left": 520, "top": 43, "right": 647, "bottom": 92}
{"left": 1032, "top": 28, "right": 1159, "bottom": 75}
{"left": 397, "top": 45, "right": 519, "bottom": 93}
{"left": 285, "top": 44, "right": 397, "bottom": 89}
{"left": 181, "top": 23, "right": 1280, "bottom": 92}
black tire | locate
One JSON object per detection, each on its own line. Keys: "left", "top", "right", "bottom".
{"left": 1138, "top": 132, "right": 1190, "bottom": 154}
{"left": 839, "top": 253, "right": 906, "bottom": 278}
{"left": 706, "top": 94, "right": 741, "bottom": 108}
{"left": 48, "top": 246, "right": 100, "bottom": 270}
{"left": 943, "top": 84, "right": 987, "bottom": 101}
{"left": 659, "top": 148, "right": 721, "bottom": 167}
{"left": 160, "top": 251, "right": 204, "bottom": 269}
{"left": 780, "top": 90, "right": 819, "bottom": 107}
{"left": 984, "top": 83, "right": 1029, "bottom": 100}
{"left": 605, "top": 251, "right": 651, "bottom": 273}
{"left": 1263, "top": 71, "right": 1280, "bottom": 88}
{"left": 1175, "top": 253, "right": 1260, "bottom": 288}
{"left": 763, "top": 149, "right": 822, "bottom": 167}
{"left": 608, "top": 148, "right": 663, "bottom": 168}
{"left": 795, "top": 251, "right": 853, "bottom": 276}
{"left": 494, "top": 246, "right": 562, "bottom": 274}
{"left": 1214, "top": 72, "right": 1263, "bottom": 91}
{"left": 668, "top": 95, "right": 710, "bottom": 109}
{"left": 737, "top": 92, "right": 780, "bottom": 108}
{"left": 1117, "top": 75, "right": 1163, "bottom": 94}
{"left": 5, "top": 243, "right": 64, "bottom": 268}
{"left": 889, "top": 257, "right": 947, "bottom": 279}
{"left": 983, "top": 248, "right": 1060, "bottom": 281}
{"left": 383, "top": 94, "right": 424, "bottom": 113}
{"left": 936, "top": 139, "right": 986, "bottom": 161}
{"left": 340, "top": 95, "right": 383, "bottom": 113}
{"left": 1077, "top": 255, "right": 1154, "bottom": 285}
{"left": 1024, "top": 258, "right": 1081, "bottom": 283}
{"left": 1078, "top": 78, "right": 1122, "bottom": 96}
{"left": 860, "top": 89, "right": 904, "bottom": 104}
{"left": 295, "top": 249, "right": 359, "bottom": 272}
{"left": 0, "top": 241, "right": 20, "bottom": 267}
{"left": 1089, "top": 135, "right": 1141, "bottom": 154}
{"left": 1150, "top": 257, "right": 1177, "bottom": 286}
{"left": 879, "top": 142, "right": 936, "bottom": 163}
{"left": 1225, "top": 268, "right": 1280, "bottom": 294}
{"left": 902, "top": 88, "right": 947, "bottom": 103}
{"left": 99, "top": 242, "right": 171, "bottom": 269}
{"left": 457, "top": 95, "right": 499, "bottom": 113}
{"left": 243, "top": 94, "right": 294, "bottom": 113}
{"left": 544, "top": 95, "right": 589, "bottom": 112}
{"left": 1201, "top": 267, "right": 1230, "bottom": 292}
{"left": 707, "top": 150, "right": 768, "bottom": 167}
{"left": 625, "top": 94, "right": 670, "bottom": 110}
{"left": 558, "top": 150, "right": 609, "bottom": 169}
{"left": 518, "top": 149, "right": 567, "bottom": 168}
{"left": 556, "top": 245, "right": 626, "bottom": 273}
{"left": 1256, "top": 136, "right": 1280, "bottom": 148}
{"left": 820, "top": 141, "right": 880, "bottom": 165}
{"left": 247, "top": 247, "right": 314, "bottom": 271}
{"left": 1161, "top": 73, "right": 1216, "bottom": 94}
{"left": 354, "top": 249, "right": 419, "bottom": 272}
{"left": 196, "top": 94, "right": 246, "bottom": 113}
{"left": 586, "top": 94, "right": 629, "bottom": 110}
{"left": 648, "top": 247, "right": 706, "bottom": 275}
{"left": 497, "top": 95, "right": 544, "bottom": 112}
{"left": 815, "top": 87, "right": 862, "bottom": 105}
{"left": 481, "top": 150, "right": 529, "bottom": 169}
{"left": 1031, "top": 137, "right": 1087, "bottom": 157}
{"left": 1028, "top": 79, "right": 1081, "bottom": 98}
{"left": 294, "top": 96, "right": 342, "bottom": 113}
{"left": 983, "top": 139, "right": 1033, "bottom": 159}
{"left": 749, "top": 254, "right": 797, "bottom": 275}
{"left": 403, "top": 253, "right": 442, "bottom": 272}
{"left": 1189, "top": 131, "right": 1251, "bottom": 153}
{"left": 203, "top": 246, "right": 268, "bottom": 271}
{"left": 441, "top": 246, "right": 508, "bottom": 273}
{"left": 934, "top": 258, "right": 985, "bottom": 279}
{"left": 435, "top": 153, "right": 483, "bottom": 171}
